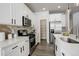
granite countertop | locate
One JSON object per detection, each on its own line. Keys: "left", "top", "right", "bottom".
{"left": 0, "top": 36, "right": 29, "bottom": 48}
{"left": 53, "top": 34, "right": 79, "bottom": 42}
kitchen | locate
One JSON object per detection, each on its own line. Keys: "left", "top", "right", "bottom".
{"left": 0, "top": 3, "right": 79, "bottom": 56}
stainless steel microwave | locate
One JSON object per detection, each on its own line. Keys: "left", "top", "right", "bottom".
{"left": 22, "top": 16, "right": 31, "bottom": 27}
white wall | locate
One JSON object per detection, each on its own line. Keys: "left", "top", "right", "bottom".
{"left": 34, "top": 11, "right": 49, "bottom": 44}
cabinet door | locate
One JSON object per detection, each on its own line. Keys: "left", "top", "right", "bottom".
{"left": 0, "top": 3, "right": 12, "bottom": 25}
{"left": 19, "top": 40, "right": 29, "bottom": 56}
{"left": 23, "top": 40, "right": 29, "bottom": 56}
{"left": 18, "top": 42, "right": 24, "bottom": 56}
{"left": 12, "top": 3, "right": 25, "bottom": 26}
{"left": 2, "top": 43, "right": 19, "bottom": 56}
{"left": 8, "top": 47, "right": 19, "bottom": 56}
{"left": 21, "top": 41, "right": 29, "bottom": 56}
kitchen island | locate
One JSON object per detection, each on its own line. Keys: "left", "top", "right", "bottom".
{"left": 54, "top": 34, "right": 79, "bottom": 56}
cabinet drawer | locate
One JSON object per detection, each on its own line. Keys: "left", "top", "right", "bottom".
{"left": 2, "top": 43, "right": 19, "bottom": 56}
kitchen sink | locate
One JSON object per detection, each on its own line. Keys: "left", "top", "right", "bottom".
{"left": 67, "top": 38, "right": 79, "bottom": 43}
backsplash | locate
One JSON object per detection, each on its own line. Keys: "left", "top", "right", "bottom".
{"left": 0, "top": 25, "right": 19, "bottom": 39}
{"left": 0, "top": 25, "right": 12, "bottom": 39}
{"left": 0, "top": 25, "right": 11, "bottom": 33}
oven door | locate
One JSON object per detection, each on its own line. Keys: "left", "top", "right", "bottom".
{"left": 29, "top": 34, "right": 35, "bottom": 48}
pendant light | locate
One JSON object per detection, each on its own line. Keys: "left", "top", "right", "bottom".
{"left": 67, "top": 3, "right": 70, "bottom": 12}
{"left": 67, "top": 3, "right": 71, "bottom": 32}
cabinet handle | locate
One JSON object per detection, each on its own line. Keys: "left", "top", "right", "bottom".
{"left": 12, "top": 46, "right": 18, "bottom": 49}
{"left": 23, "top": 46, "right": 24, "bottom": 51}
{"left": 55, "top": 45, "right": 57, "bottom": 51}
{"left": 20, "top": 48, "right": 22, "bottom": 53}
{"left": 62, "top": 53, "right": 65, "bottom": 56}
{"left": 12, "top": 18, "right": 13, "bottom": 24}
{"left": 14, "top": 19, "right": 16, "bottom": 24}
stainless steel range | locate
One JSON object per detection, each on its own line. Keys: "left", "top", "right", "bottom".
{"left": 17, "top": 27, "right": 36, "bottom": 55}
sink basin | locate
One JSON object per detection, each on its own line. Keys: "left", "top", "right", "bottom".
{"left": 67, "top": 38, "right": 79, "bottom": 43}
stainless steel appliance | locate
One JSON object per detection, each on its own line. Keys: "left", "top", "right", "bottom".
{"left": 29, "top": 30, "right": 35, "bottom": 48}
{"left": 17, "top": 29, "right": 36, "bottom": 47}
{"left": 22, "top": 16, "right": 31, "bottom": 27}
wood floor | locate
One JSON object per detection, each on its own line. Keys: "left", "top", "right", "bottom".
{"left": 32, "top": 39, "right": 55, "bottom": 56}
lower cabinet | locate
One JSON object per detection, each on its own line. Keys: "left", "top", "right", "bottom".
{"left": 1, "top": 43, "right": 19, "bottom": 56}
{"left": 19, "top": 40, "right": 29, "bottom": 56}
{"left": 55, "top": 38, "right": 63, "bottom": 56}
{"left": 23, "top": 40, "right": 29, "bottom": 56}
{"left": 1, "top": 40, "right": 29, "bottom": 56}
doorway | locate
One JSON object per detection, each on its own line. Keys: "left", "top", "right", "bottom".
{"left": 40, "top": 19, "right": 47, "bottom": 43}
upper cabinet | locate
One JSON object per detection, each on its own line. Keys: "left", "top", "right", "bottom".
{"left": 0, "top": 3, "right": 23, "bottom": 26}
{"left": 0, "top": 3, "right": 12, "bottom": 25}
{"left": 0, "top": 3, "right": 34, "bottom": 26}
{"left": 12, "top": 3, "right": 25, "bottom": 26}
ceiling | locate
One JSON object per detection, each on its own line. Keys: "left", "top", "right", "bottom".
{"left": 25, "top": 3, "right": 79, "bottom": 13}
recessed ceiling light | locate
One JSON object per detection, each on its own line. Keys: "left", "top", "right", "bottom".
{"left": 42, "top": 8, "right": 46, "bottom": 10}
{"left": 58, "top": 6, "right": 61, "bottom": 8}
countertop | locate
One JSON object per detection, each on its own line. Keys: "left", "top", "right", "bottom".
{"left": 53, "top": 34, "right": 79, "bottom": 42}
{"left": 0, "top": 36, "right": 29, "bottom": 48}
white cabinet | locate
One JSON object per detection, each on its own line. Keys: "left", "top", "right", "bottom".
{"left": 12, "top": 3, "right": 25, "bottom": 26}
{"left": 19, "top": 40, "right": 29, "bottom": 56}
{"left": 11, "top": 3, "right": 33, "bottom": 26}
{"left": 0, "top": 3, "right": 27, "bottom": 26}
{"left": 55, "top": 38, "right": 61, "bottom": 56}
{"left": 0, "top": 37, "right": 29, "bottom": 56}
{"left": 23, "top": 40, "right": 29, "bottom": 56}
{"left": 1, "top": 43, "right": 19, "bottom": 56}
{"left": 0, "top": 3, "right": 12, "bottom": 25}
{"left": 18, "top": 42, "right": 24, "bottom": 56}
{"left": 0, "top": 3, "right": 34, "bottom": 26}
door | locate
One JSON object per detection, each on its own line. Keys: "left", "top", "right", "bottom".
{"left": 40, "top": 20, "right": 47, "bottom": 41}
